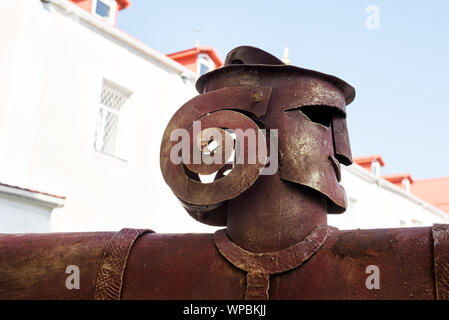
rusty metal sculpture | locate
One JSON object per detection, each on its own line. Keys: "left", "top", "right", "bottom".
{"left": 0, "top": 46, "right": 448, "bottom": 300}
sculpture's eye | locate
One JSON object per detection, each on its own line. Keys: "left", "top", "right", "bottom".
{"left": 299, "top": 105, "right": 333, "bottom": 127}
{"left": 285, "top": 105, "right": 340, "bottom": 128}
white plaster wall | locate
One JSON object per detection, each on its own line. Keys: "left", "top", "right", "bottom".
{"left": 328, "top": 165, "right": 448, "bottom": 230}
{"left": 0, "top": 194, "right": 52, "bottom": 234}
{"left": 13, "top": 1, "right": 218, "bottom": 233}
{"left": 0, "top": 0, "right": 53, "bottom": 186}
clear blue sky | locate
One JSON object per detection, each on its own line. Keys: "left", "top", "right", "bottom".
{"left": 117, "top": 0, "right": 449, "bottom": 180}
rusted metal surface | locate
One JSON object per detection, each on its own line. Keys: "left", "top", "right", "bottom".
{"left": 119, "top": 226, "right": 436, "bottom": 300}
{"left": 214, "top": 225, "right": 332, "bottom": 299}
{"left": 161, "top": 109, "right": 266, "bottom": 209}
{"left": 0, "top": 45, "right": 448, "bottom": 300}
{"left": 194, "top": 47, "right": 353, "bottom": 216}
{"left": 160, "top": 85, "right": 272, "bottom": 226}
{"left": 332, "top": 115, "right": 353, "bottom": 166}
{"left": 94, "top": 228, "right": 154, "bottom": 300}
{"left": 0, "top": 225, "right": 440, "bottom": 299}
{"left": 0, "top": 231, "right": 115, "bottom": 299}
{"left": 433, "top": 224, "right": 449, "bottom": 299}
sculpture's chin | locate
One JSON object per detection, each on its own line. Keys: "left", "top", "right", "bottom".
{"left": 326, "top": 186, "right": 348, "bottom": 214}
{"left": 279, "top": 175, "right": 348, "bottom": 214}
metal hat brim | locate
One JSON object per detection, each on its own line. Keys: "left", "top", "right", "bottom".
{"left": 196, "top": 64, "right": 355, "bottom": 106}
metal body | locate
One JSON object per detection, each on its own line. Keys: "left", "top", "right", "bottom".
{"left": 0, "top": 226, "right": 443, "bottom": 299}
{"left": 0, "top": 46, "right": 448, "bottom": 300}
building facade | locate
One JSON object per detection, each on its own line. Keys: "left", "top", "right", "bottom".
{"left": 0, "top": 0, "right": 210, "bottom": 233}
{"left": 328, "top": 160, "right": 448, "bottom": 229}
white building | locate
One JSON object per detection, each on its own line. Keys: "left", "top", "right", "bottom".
{"left": 329, "top": 160, "right": 448, "bottom": 229}
{"left": 0, "top": 0, "right": 447, "bottom": 234}
{"left": 0, "top": 0, "right": 210, "bottom": 233}
{"left": 0, "top": 183, "right": 64, "bottom": 233}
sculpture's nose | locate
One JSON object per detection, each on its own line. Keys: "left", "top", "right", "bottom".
{"left": 329, "top": 155, "right": 342, "bottom": 182}
{"left": 331, "top": 116, "right": 353, "bottom": 166}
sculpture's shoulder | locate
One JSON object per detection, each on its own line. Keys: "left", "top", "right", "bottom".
{"left": 129, "top": 231, "right": 216, "bottom": 251}
{"left": 121, "top": 231, "right": 246, "bottom": 299}
{"left": 125, "top": 232, "right": 220, "bottom": 273}
{"left": 327, "top": 224, "right": 449, "bottom": 261}
{"left": 328, "top": 225, "right": 434, "bottom": 256}
{"left": 0, "top": 230, "right": 243, "bottom": 300}
{"left": 0, "top": 231, "right": 116, "bottom": 299}
{"left": 289, "top": 225, "right": 445, "bottom": 299}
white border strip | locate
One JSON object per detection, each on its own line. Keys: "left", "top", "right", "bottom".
{"left": 0, "top": 184, "right": 65, "bottom": 208}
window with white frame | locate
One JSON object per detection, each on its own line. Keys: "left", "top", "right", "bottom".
{"left": 371, "top": 160, "right": 381, "bottom": 178}
{"left": 94, "top": 80, "right": 131, "bottom": 160}
{"left": 197, "top": 54, "right": 214, "bottom": 75}
{"left": 92, "top": 0, "right": 117, "bottom": 25}
{"left": 402, "top": 178, "right": 411, "bottom": 192}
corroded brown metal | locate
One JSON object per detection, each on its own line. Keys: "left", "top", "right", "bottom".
{"left": 161, "top": 109, "right": 266, "bottom": 208}
{"left": 0, "top": 226, "right": 439, "bottom": 300}
{"left": 0, "top": 231, "right": 115, "bottom": 299}
{"left": 160, "top": 85, "right": 271, "bottom": 225}
{"left": 0, "top": 45, "right": 448, "bottom": 300}
{"left": 433, "top": 224, "right": 449, "bottom": 299}
{"left": 94, "top": 228, "right": 154, "bottom": 300}
{"left": 279, "top": 109, "right": 347, "bottom": 213}
{"left": 194, "top": 47, "right": 353, "bottom": 215}
{"left": 120, "top": 226, "right": 436, "bottom": 299}
{"left": 332, "top": 115, "right": 353, "bottom": 166}
{"left": 214, "top": 225, "right": 332, "bottom": 299}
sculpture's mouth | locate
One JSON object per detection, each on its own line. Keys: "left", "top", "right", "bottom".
{"left": 329, "top": 155, "right": 342, "bottom": 182}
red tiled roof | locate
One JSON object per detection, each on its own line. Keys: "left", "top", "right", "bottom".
{"left": 69, "top": 0, "right": 130, "bottom": 12}
{"left": 167, "top": 46, "right": 223, "bottom": 69}
{"left": 353, "top": 155, "right": 385, "bottom": 167}
{"left": 382, "top": 173, "right": 414, "bottom": 184}
{"left": 411, "top": 177, "right": 449, "bottom": 213}
{"left": 117, "top": 0, "right": 131, "bottom": 10}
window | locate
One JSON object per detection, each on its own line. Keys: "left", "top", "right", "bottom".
{"left": 371, "top": 160, "right": 381, "bottom": 178}
{"left": 96, "top": 1, "right": 110, "bottom": 17}
{"left": 92, "top": 0, "right": 117, "bottom": 24}
{"left": 94, "top": 80, "right": 131, "bottom": 160}
{"left": 197, "top": 54, "right": 214, "bottom": 75}
{"left": 402, "top": 178, "right": 411, "bottom": 192}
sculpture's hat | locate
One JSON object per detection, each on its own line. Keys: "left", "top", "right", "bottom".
{"left": 196, "top": 46, "right": 355, "bottom": 105}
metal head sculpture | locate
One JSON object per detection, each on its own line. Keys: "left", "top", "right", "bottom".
{"left": 160, "top": 46, "right": 355, "bottom": 232}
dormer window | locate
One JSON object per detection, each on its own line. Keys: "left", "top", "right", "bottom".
{"left": 197, "top": 54, "right": 214, "bottom": 75}
{"left": 402, "top": 178, "right": 411, "bottom": 192}
{"left": 371, "top": 160, "right": 381, "bottom": 178}
{"left": 93, "top": 0, "right": 117, "bottom": 25}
